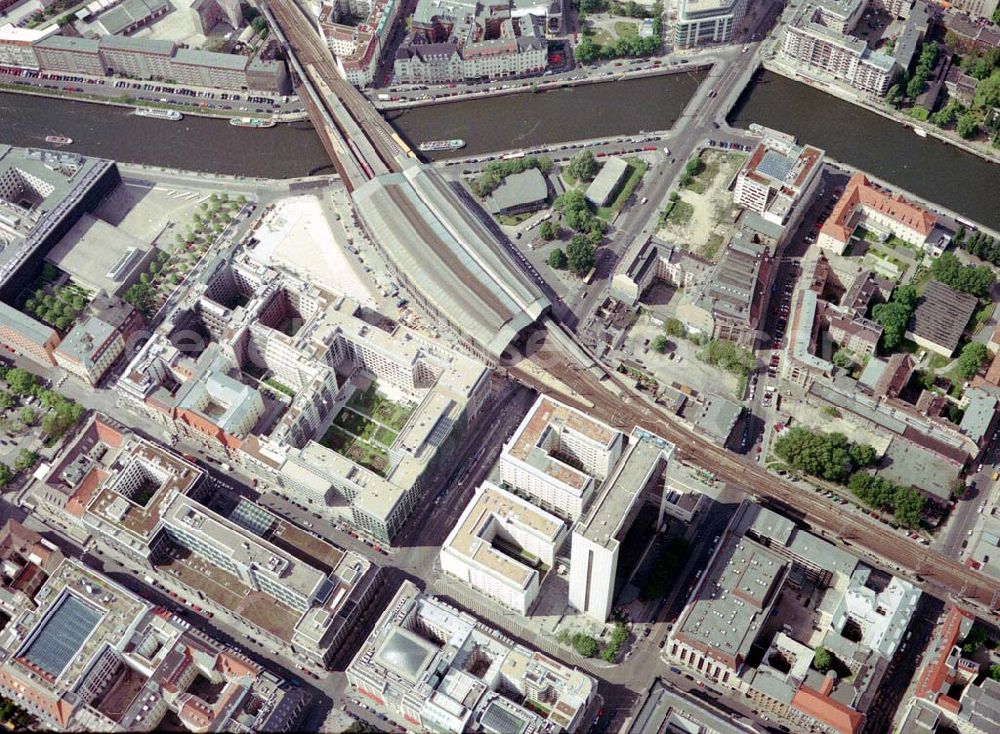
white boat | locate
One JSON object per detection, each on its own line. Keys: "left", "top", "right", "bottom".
{"left": 45, "top": 135, "right": 72, "bottom": 145}
{"left": 914, "top": 127, "right": 927, "bottom": 138}
{"left": 418, "top": 139, "right": 465, "bottom": 152}
{"left": 229, "top": 117, "right": 276, "bottom": 128}
{"left": 133, "top": 107, "right": 183, "bottom": 121}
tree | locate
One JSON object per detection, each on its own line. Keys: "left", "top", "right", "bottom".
{"left": 0, "top": 391, "right": 14, "bottom": 410}
{"left": 664, "top": 318, "right": 686, "bottom": 338}
{"left": 698, "top": 339, "right": 757, "bottom": 377}
{"left": 832, "top": 349, "right": 854, "bottom": 369}
{"left": 571, "top": 633, "right": 600, "bottom": 657}
{"left": 539, "top": 220, "right": 560, "bottom": 241}
{"left": 13, "top": 450, "right": 37, "bottom": 472}
{"left": 652, "top": 335, "right": 669, "bottom": 353}
{"left": 18, "top": 407, "right": 36, "bottom": 427}
{"left": 566, "top": 235, "right": 595, "bottom": 274}
{"left": 0, "top": 464, "right": 11, "bottom": 488}
{"left": 124, "top": 282, "right": 157, "bottom": 317}
{"left": 872, "top": 285, "right": 919, "bottom": 350}
{"left": 957, "top": 341, "right": 990, "bottom": 379}
{"left": 4, "top": 369, "right": 36, "bottom": 396}
{"left": 849, "top": 443, "right": 877, "bottom": 468}
{"left": 930, "top": 252, "right": 995, "bottom": 296}
{"left": 774, "top": 427, "right": 853, "bottom": 483}
{"left": 894, "top": 486, "right": 925, "bottom": 528}
{"left": 990, "top": 663, "right": 1000, "bottom": 681}
{"left": 957, "top": 112, "right": 980, "bottom": 139}
{"left": 566, "top": 150, "right": 599, "bottom": 182}
{"left": 547, "top": 248, "right": 568, "bottom": 269}
{"left": 813, "top": 646, "right": 834, "bottom": 673}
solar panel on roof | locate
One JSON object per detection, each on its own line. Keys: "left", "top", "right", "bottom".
{"left": 22, "top": 594, "right": 104, "bottom": 678}
{"left": 757, "top": 150, "right": 794, "bottom": 184}
{"left": 480, "top": 701, "right": 530, "bottom": 734}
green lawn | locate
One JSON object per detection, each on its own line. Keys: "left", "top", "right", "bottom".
{"left": 704, "top": 232, "right": 725, "bottom": 260}
{"left": 614, "top": 21, "right": 638, "bottom": 39}
{"left": 320, "top": 425, "right": 390, "bottom": 476}
{"left": 347, "top": 384, "right": 415, "bottom": 431}
{"left": 374, "top": 425, "right": 398, "bottom": 447}
{"left": 334, "top": 408, "right": 379, "bottom": 442}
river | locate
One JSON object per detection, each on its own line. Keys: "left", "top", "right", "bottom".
{"left": 3, "top": 73, "right": 999, "bottom": 231}
{"left": 729, "top": 70, "right": 1000, "bottom": 231}
{"left": 386, "top": 71, "right": 708, "bottom": 160}
{"left": 0, "top": 92, "right": 333, "bottom": 178}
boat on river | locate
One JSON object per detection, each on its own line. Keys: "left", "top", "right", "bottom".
{"left": 418, "top": 139, "right": 465, "bottom": 152}
{"left": 229, "top": 117, "right": 276, "bottom": 128}
{"left": 44, "top": 135, "right": 72, "bottom": 145}
{"left": 134, "top": 107, "right": 183, "bottom": 121}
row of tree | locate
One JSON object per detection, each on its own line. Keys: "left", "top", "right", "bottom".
{"left": 24, "top": 284, "right": 91, "bottom": 333}
{"left": 0, "top": 366, "right": 85, "bottom": 442}
{"left": 847, "top": 473, "right": 925, "bottom": 528}
{"left": 547, "top": 235, "right": 596, "bottom": 274}
{"left": 954, "top": 226, "right": 1000, "bottom": 269}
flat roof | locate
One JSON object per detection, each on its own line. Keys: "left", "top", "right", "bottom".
{"left": 505, "top": 395, "right": 621, "bottom": 492}
{"left": 21, "top": 592, "right": 103, "bottom": 679}
{"left": 353, "top": 163, "right": 549, "bottom": 359}
{"left": 585, "top": 157, "right": 630, "bottom": 205}
{"left": 46, "top": 213, "right": 147, "bottom": 293}
{"left": 577, "top": 429, "right": 673, "bottom": 547}
{"left": 675, "top": 536, "right": 787, "bottom": 664}
{"left": 442, "top": 482, "right": 564, "bottom": 587}
{"left": 0, "top": 301, "right": 56, "bottom": 346}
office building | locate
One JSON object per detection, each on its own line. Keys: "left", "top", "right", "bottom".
{"left": 667, "top": 501, "right": 916, "bottom": 734}
{"left": 0, "top": 558, "right": 307, "bottom": 732}
{"left": 584, "top": 157, "right": 630, "bottom": 208}
{"left": 499, "top": 395, "right": 625, "bottom": 519}
{"left": 118, "top": 246, "right": 490, "bottom": 544}
{"left": 0, "top": 145, "right": 120, "bottom": 301}
{"left": 190, "top": 0, "right": 244, "bottom": 33}
{"left": 32, "top": 414, "right": 381, "bottom": 669}
{"left": 0, "top": 25, "right": 55, "bottom": 70}
{"left": 346, "top": 580, "right": 596, "bottom": 733}
{"left": 672, "top": 0, "right": 749, "bottom": 48}
{"left": 733, "top": 135, "right": 824, "bottom": 226}
{"left": 53, "top": 315, "right": 125, "bottom": 385}
{"left": 33, "top": 33, "right": 289, "bottom": 93}
{"left": 441, "top": 482, "right": 567, "bottom": 614}
{"left": 570, "top": 428, "right": 674, "bottom": 621}
{"left": 948, "top": 0, "right": 999, "bottom": 21}
{"left": 610, "top": 236, "right": 711, "bottom": 306}
{"left": 392, "top": 0, "right": 549, "bottom": 84}
{"left": 781, "top": 4, "right": 897, "bottom": 95}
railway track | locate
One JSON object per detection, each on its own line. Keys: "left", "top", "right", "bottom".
{"left": 509, "top": 324, "right": 1000, "bottom": 616}
{"left": 265, "top": 0, "right": 404, "bottom": 178}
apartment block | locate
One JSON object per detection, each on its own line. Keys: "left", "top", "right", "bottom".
{"left": 0, "top": 302, "right": 60, "bottom": 367}
{"left": 0, "top": 558, "right": 307, "bottom": 732}
{"left": 0, "top": 25, "right": 53, "bottom": 69}
{"left": 346, "top": 580, "right": 595, "bottom": 733}
{"left": 672, "top": 0, "right": 749, "bottom": 48}
{"left": 610, "top": 236, "right": 712, "bottom": 306}
{"left": 570, "top": 428, "right": 674, "bottom": 621}
{"left": 392, "top": 0, "right": 549, "bottom": 84}
{"left": 499, "top": 395, "right": 625, "bottom": 519}
{"left": 0, "top": 520, "right": 63, "bottom": 618}
{"left": 781, "top": 4, "right": 897, "bottom": 95}
{"left": 441, "top": 482, "right": 567, "bottom": 614}
{"left": 320, "top": 0, "right": 401, "bottom": 87}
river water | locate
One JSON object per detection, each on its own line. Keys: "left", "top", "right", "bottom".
{"left": 3, "top": 72, "right": 999, "bottom": 231}
{"left": 386, "top": 71, "right": 708, "bottom": 160}
{"left": 0, "top": 92, "right": 333, "bottom": 178}
{"left": 729, "top": 70, "right": 1000, "bottom": 230}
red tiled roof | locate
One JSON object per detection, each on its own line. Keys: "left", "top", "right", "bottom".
{"left": 792, "top": 686, "right": 864, "bottom": 734}
{"left": 820, "top": 172, "right": 937, "bottom": 244}
{"left": 915, "top": 605, "right": 975, "bottom": 701}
